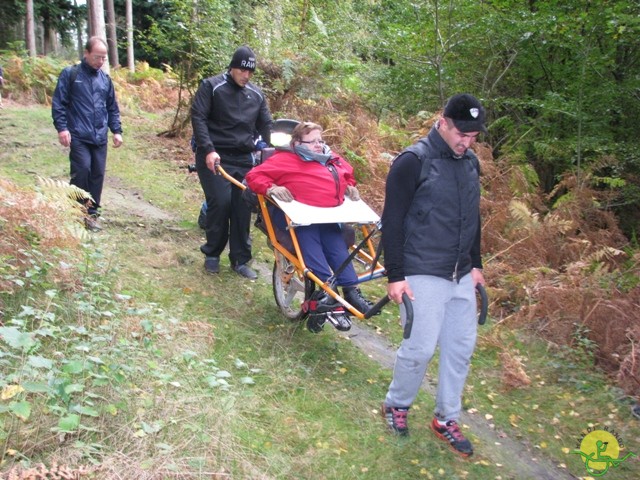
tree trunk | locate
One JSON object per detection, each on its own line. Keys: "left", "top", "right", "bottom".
{"left": 106, "top": 0, "right": 119, "bottom": 67}
{"left": 25, "top": 0, "right": 37, "bottom": 57}
{"left": 75, "top": 0, "right": 84, "bottom": 60}
{"left": 88, "top": 0, "right": 109, "bottom": 74}
{"left": 126, "top": 0, "right": 134, "bottom": 72}
{"left": 87, "top": 4, "right": 93, "bottom": 39}
{"left": 43, "top": 26, "right": 57, "bottom": 55}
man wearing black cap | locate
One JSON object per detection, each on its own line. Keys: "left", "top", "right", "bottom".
{"left": 380, "top": 94, "right": 487, "bottom": 457}
{"left": 191, "top": 46, "right": 273, "bottom": 279}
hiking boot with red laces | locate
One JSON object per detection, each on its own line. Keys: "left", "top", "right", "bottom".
{"left": 381, "top": 403, "right": 409, "bottom": 436}
{"left": 430, "top": 418, "right": 473, "bottom": 457}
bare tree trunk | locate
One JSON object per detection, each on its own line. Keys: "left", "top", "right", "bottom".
{"left": 88, "top": 0, "right": 106, "bottom": 38}
{"left": 87, "top": 4, "right": 93, "bottom": 40}
{"left": 88, "top": 0, "right": 110, "bottom": 74}
{"left": 105, "top": 0, "right": 119, "bottom": 67}
{"left": 126, "top": 0, "right": 135, "bottom": 72}
{"left": 43, "top": 26, "right": 57, "bottom": 55}
{"left": 75, "top": 0, "right": 84, "bottom": 59}
{"left": 26, "top": 0, "right": 37, "bottom": 57}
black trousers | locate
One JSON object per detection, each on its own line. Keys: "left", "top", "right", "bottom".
{"left": 196, "top": 151, "right": 254, "bottom": 266}
{"left": 70, "top": 140, "right": 108, "bottom": 216}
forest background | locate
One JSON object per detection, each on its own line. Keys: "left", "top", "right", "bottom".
{"left": 1, "top": 0, "right": 639, "bottom": 478}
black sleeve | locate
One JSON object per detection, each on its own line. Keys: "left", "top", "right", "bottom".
{"left": 191, "top": 79, "right": 215, "bottom": 155}
{"left": 381, "top": 152, "right": 421, "bottom": 282}
{"left": 256, "top": 95, "right": 273, "bottom": 146}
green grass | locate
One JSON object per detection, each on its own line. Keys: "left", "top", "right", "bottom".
{"left": 1, "top": 104, "right": 639, "bottom": 479}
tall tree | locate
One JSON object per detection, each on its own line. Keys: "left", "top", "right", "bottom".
{"left": 74, "top": 0, "right": 84, "bottom": 59}
{"left": 126, "top": 0, "right": 134, "bottom": 72}
{"left": 105, "top": 0, "right": 119, "bottom": 67}
{"left": 26, "top": 0, "right": 37, "bottom": 57}
{"left": 88, "top": 0, "right": 109, "bottom": 73}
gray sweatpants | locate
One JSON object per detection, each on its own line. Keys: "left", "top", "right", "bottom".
{"left": 384, "top": 273, "right": 477, "bottom": 421}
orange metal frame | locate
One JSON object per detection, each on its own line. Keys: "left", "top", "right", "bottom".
{"left": 217, "top": 165, "right": 385, "bottom": 319}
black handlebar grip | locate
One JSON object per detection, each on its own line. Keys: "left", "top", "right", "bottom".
{"left": 402, "top": 293, "right": 414, "bottom": 339}
{"left": 363, "top": 293, "right": 413, "bottom": 339}
{"left": 476, "top": 284, "right": 488, "bottom": 325}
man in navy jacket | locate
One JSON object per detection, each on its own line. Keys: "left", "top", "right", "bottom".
{"left": 52, "top": 36, "right": 123, "bottom": 230}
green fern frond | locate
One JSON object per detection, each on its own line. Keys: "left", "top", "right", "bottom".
{"left": 36, "top": 176, "right": 93, "bottom": 203}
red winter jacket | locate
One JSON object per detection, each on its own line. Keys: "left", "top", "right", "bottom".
{"left": 245, "top": 150, "right": 357, "bottom": 207}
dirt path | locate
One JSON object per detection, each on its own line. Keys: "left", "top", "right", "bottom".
{"left": 101, "top": 177, "right": 577, "bottom": 480}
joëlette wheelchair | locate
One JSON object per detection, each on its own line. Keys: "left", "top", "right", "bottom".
{"left": 213, "top": 119, "right": 415, "bottom": 335}
{"left": 214, "top": 119, "right": 487, "bottom": 336}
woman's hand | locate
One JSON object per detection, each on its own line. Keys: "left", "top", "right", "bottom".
{"left": 345, "top": 185, "right": 360, "bottom": 201}
{"left": 267, "top": 185, "right": 294, "bottom": 202}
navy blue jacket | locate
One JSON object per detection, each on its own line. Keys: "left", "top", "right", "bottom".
{"left": 52, "top": 60, "right": 122, "bottom": 146}
{"left": 381, "top": 125, "right": 483, "bottom": 282}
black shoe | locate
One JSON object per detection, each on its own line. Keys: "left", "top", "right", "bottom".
{"left": 204, "top": 256, "right": 220, "bottom": 274}
{"left": 325, "top": 310, "right": 352, "bottom": 331}
{"left": 233, "top": 263, "right": 257, "bottom": 280}
{"left": 307, "top": 292, "right": 352, "bottom": 332}
{"left": 307, "top": 313, "right": 327, "bottom": 333}
{"left": 343, "top": 287, "right": 374, "bottom": 314}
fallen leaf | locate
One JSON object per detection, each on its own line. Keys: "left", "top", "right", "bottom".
{"left": 1, "top": 384, "right": 24, "bottom": 400}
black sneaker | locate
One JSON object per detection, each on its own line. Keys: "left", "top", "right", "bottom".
{"left": 306, "top": 292, "right": 352, "bottom": 332}
{"left": 204, "top": 256, "right": 220, "bottom": 274}
{"left": 381, "top": 403, "right": 409, "bottom": 436}
{"left": 233, "top": 263, "right": 257, "bottom": 280}
{"left": 430, "top": 418, "right": 473, "bottom": 457}
{"left": 343, "top": 287, "right": 375, "bottom": 314}
{"left": 307, "top": 312, "right": 327, "bottom": 333}
{"left": 325, "top": 310, "right": 352, "bottom": 331}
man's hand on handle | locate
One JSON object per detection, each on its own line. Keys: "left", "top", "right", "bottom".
{"left": 471, "top": 267, "right": 485, "bottom": 288}
{"left": 387, "top": 280, "right": 415, "bottom": 304}
{"left": 206, "top": 151, "right": 221, "bottom": 174}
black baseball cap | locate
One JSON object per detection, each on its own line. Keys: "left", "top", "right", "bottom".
{"left": 443, "top": 93, "right": 487, "bottom": 133}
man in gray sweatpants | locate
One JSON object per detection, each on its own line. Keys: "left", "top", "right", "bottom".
{"left": 380, "top": 93, "right": 487, "bottom": 457}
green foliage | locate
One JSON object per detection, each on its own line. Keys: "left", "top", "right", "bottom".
{"left": 139, "top": 0, "right": 236, "bottom": 84}
{"left": 125, "top": 62, "right": 168, "bottom": 84}
{"left": 0, "top": 1, "right": 83, "bottom": 52}
{"left": 0, "top": 54, "right": 67, "bottom": 102}
{"left": 570, "top": 323, "right": 598, "bottom": 364}
{"left": 3, "top": 0, "right": 638, "bottom": 233}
